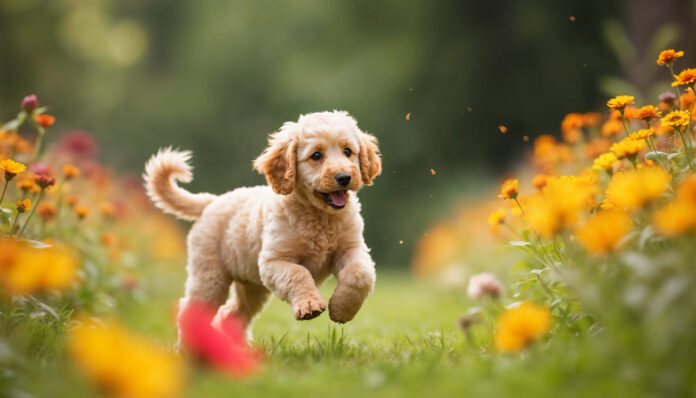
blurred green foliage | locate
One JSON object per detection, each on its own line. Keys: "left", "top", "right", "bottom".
{"left": 0, "top": 0, "right": 622, "bottom": 266}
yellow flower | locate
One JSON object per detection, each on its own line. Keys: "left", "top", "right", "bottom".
{"left": 16, "top": 178, "right": 40, "bottom": 193}
{"left": 672, "top": 67, "right": 696, "bottom": 87}
{"left": 498, "top": 178, "right": 518, "bottom": 199}
{"left": 526, "top": 174, "right": 599, "bottom": 237}
{"left": 604, "top": 168, "right": 669, "bottom": 211}
{"left": 636, "top": 105, "right": 662, "bottom": 121}
{"left": 661, "top": 110, "right": 690, "bottom": 128}
{"left": 653, "top": 200, "right": 696, "bottom": 236}
{"left": 610, "top": 137, "right": 646, "bottom": 159}
{"left": 592, "top": 152, "right": 618, "bottom": 172}
{"left": 607, "top": 95, "right": 635, "bottom": 111}
{"left": 657, "top": 49, "right": 684, "bottom": 66}
{"left": 487, "top": 208, "right": 506, "bottom": 233}
{"left": 495, "top": 302, "right": 550, "bottom": 353}
{"left": 626, "top": 129, "right": 653, "bottom": 141}
{"left": 16, "top": 199, "right": 31, "bottom": 213}
{"left": 62, "top": 164, "right": 81, "bottom": 179}
{"left": 69, "top": 318, "right": 184, "bottom": 398}
{"left": 0, "top": 159, "right": 26, "bottom": 180}
{"left": 0, "top": 242, "right": 79, "bottom": 295}
{"left": 575, "top": 211, "right": 632, "bottom": 254}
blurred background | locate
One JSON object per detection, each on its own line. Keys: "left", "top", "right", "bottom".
{"left": 1, "top": 0, "right": 694, "bottom": 268}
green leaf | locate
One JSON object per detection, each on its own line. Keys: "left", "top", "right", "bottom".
{"left": 509, "top": 241, "right": 532, "bottom": 247}
{"left": 22, "top": 239, "right": 52, "bottom": 249}
{"left": 2, "top": 119, "right": 19, "bottom": 131}
{"left": 646, "top": 151, "right": 668, "bottom": 162}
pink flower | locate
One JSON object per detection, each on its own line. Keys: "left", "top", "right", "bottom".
{"left": 57, "top": 131, "right": 100, "bottom": 159}
{"left": 21, "top": 95, "right": 38, "bottom": 112}
{"left": 177, "top": 300, "right": 259, "bottom": 377}
{"left": 467, "top": 272, "right": 503, "bottom": 299}
{"left": 30, "top": 162, "right": 52, "bottom": 177}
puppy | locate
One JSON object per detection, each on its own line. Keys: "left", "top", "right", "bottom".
{"left": 143, "top": 111, "right": 381, "bottom": 340}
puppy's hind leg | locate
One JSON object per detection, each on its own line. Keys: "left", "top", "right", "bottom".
{"left": 214, "top": 281, "right": 271, "bottom": 342}
{"left": 177, "top": 245, "right": 232, "bottom": 347}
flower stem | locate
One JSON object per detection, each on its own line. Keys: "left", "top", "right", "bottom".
{"left": 684, "top": 87, "right": 696, "bottom": 169}
{"left": 18, "top": 189, "right": 43, "bottom": 237}
{"left": 10, "top": 213, "right": 21, "bottom": 235}
{"left": 0, "top": 180, "right": 8, "bottom": 205}
{"left": 620, "top": 110, "right": 631, "bottom": 138}
{"left": 31, "top": 127, "right": 46, "bottom": 162}
{"left": 536, "top": 273, "right": 556, "bottom": 301}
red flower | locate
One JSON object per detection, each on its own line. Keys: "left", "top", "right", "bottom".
{"left": 34, "top": 174, "right": 56, "bottom": 189}
{"left": 177, "top": 300, "right": 259, "bottom": 377}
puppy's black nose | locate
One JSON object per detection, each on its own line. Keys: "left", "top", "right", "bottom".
{"left": 335, "top": 172, "right": 351, "bottom": 187}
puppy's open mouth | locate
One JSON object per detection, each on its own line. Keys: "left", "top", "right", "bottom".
{"left": 315, "top": 190, "right": 348, "bottom": 209}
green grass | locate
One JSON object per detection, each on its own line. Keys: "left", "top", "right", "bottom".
{"left": 91, "top": 267, "right": 637, "bottom": 398}
{"left": 8, "top": 264, "right": 649, "bottom": 398}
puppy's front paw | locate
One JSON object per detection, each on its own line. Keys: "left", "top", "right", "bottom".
{"left": 292, "top": 295, "right": 326, "bottom": 320}
{"left": 328, "top": 286, "right": 366, "bottom": 324}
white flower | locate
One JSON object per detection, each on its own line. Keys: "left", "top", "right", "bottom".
{"left": 467, "top": 272, "right": 503, "bottom": 299}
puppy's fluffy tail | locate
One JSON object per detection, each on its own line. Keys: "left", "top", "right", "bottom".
{"left": 143, "top": 147, "right": 216, "bottom": 221}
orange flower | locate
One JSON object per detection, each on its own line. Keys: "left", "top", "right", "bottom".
{"left": 16, "top": 178, "right": 40, "bottom": 194}
{"left": 607, "top": 95, "right": 635, "bottom": 111}
{"left": 672, "top": 68, "right": 696, "bottom": 87}
{"left": 75, "top": 206, "right": 90, "bottom": 219}
{"left": 601, "top": 120, "right": 623, "bottom": 137}
{"left": 37, "top": 202, "right": 57, "bottom": 221}
{"left": 15, "top": 199, "right": 31, "bottom": 213}
{"left": 62, "top": 164, "right": 81, "bottom": 179}
{"left": 34, "top": 114, "right": 55, "bottom": 127}
{"left": 561, "top": 113, "right": 583, "bottom": 143}
{"left": 531, "top": 174, "right": 548, "bottom": 191}
{"left": 636, "top": 105, "right": 662, "bottom": 122}
{"left": 66, "top": 196, "right": 79, "bottom": 208}
{"left": 498, "top": 179, "right": 519, "bottom": 199}
{"left": 677, "top": 174, "right": 696, "bottom": 204}
{"left": 657, "top": 49, "right": 684, "bottom": 66}
{"left": 679, "top": 89, "right": 695, "bottom": 111}
{"left": 100, "top": 202, "right": 116, "bottom": 218}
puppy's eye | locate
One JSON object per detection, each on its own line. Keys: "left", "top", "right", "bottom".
{"left": 310, "top": 152, "right": 323, "bottom": 161}
{"left": 343, "top": 148, "right": 352, "bottom": 157}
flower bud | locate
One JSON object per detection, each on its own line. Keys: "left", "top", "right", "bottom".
{"left": 467, "top": 272, "right": 503, "bottom": 300}
{"left": 21, "top": 94, "right": 38, "bottom": 112}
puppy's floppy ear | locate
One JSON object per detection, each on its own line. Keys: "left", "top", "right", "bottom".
{"left": 253, "top": 123, "right": 298, "bottom": 195}
{"left": 359, "top": 131, "right": 382, "bottom": 186}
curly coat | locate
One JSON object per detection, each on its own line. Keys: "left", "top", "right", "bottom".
{"left": 143, "top": 111, "right": 381, "bottom": 340}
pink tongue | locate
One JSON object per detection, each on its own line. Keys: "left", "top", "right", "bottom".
{"left": 329, "top": 191, "right": 347, "bottom": 207}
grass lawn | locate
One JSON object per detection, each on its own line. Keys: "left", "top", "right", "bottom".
{"left": 86, "top": 266, "right": 634, "bottom": 398}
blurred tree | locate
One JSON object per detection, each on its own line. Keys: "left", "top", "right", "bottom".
{"left": 0, "top": 0, "right": 628, "bottom": 267}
